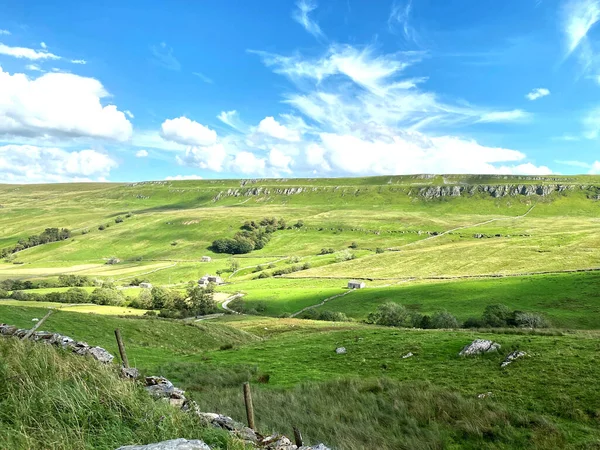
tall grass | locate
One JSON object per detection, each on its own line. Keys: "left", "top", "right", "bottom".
{"left": 163, "top": 364, "right": 565, "bottom": 450}
{"left": 0, "top": 338, "right": 243, "bottom": 450}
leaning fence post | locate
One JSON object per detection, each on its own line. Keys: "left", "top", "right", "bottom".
{"left": 114, "top": 328, "right": 129, "bottom": 368}
{"left": 22, "top": 310, "right": 53, "bottom": 340}
{"left": 293, "top": 426, "right": 303, "bottom": 447}
{"left": 243, "top": 382, "right": 255, "bottom": 430}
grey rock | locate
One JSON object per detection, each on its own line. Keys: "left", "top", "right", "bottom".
{"left": 121, "top": 367, "right": 140, "bottom": 379}
{"left": 301, "top": 445, "right": 332, "bottom": 450}
{"left": 402, "top": 352, "right": 413, "bottom": 359}
{"left": 501, "top": 350, "right": 527, "bottom": 368}
{"left": 115, "top": 438, "right": 210, "bottom": 450}
{"left": 196, "top": 412, "right": 258, "bottom": 443}
{"left": 145, "top": 376, "right": 186, "bottom": 400}
{"left": 335, "top": 347, "right": 347, "bottom": 354}
{"left": 260, "top": 434, "right": 295, "bottom": 450}
{"left": 459, "top": 339, "right": 501, "bottom": 356}
{"left": 88, "top": 346, "right": 114, "bottom": 364}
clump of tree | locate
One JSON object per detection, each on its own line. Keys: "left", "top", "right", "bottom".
{"left": 336, "top": 249, "right": 356, "bottom": 262}
{"left": 9, "top": 286, "right": 125, "bottom": 306}
{"left": 298, "top": 309, "right": 350, "bottom": 322}
{"left": 212, "top": 217, "right": 290, "bottom": 255}
{"left": 0, "top": 228, "right": 71, "bottom": 258}
{"left": 463, "top": 304, "right": 549, "bottom": 329}
{"left": 366, "top": 302, "right": 460, "bottom": 329}
{"left": 270, "top": 262, "right": 311, "bottom": 277}
{"left": 319, "top": 248, "right": 335, "bottom": 255}
{"left": 139, "top": 283, "right": 217, "bottom": 318}
{"left": 0, "top": 275, "right": 91, "bottom": 292}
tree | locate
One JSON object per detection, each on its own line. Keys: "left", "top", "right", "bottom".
{"left": 229, "top": 258, "right": 240, "bottom": 273}
{"left": 482, "top": 304, "right": 512, "bottom": 327}
{"left": 150, "top": 286, "right": 171, "bottom": 310}
{"left": 514, "top": 312, "right": 549, "bottom": 328}
{"left": 367, "top": 302, "right": 410, "bottom": 327}
{"left": 90, "top": 288, "right": 123, "bottom": 306}
{"left": 430, "top": 311, "right": 460, "bottom": 329}
{"left": 63, "top": 288, "right": 90, "bottom": 304}
{"left": 186, "top": 284, "right": 216, "bottom": 316}
{"left": 135, "top": 289, "right": 153, "bottom": 309}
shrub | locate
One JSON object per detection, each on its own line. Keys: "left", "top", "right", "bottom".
{"left": 482, "top": 304, "right": 512, "bottom": 327}
{"left": 253, "top": 265, "right": 264, "bottom": 273}
{"left": 375, "top": 247, "right": 385, "bottom": 254}
{"left": 81, "top": 228, "right": 90, "bottom": 235}
{"left": 319, "top": 248, "right": 335, "bottom": 255}
{"left": 115, "top": 216, "right": 124, "bottom": 223}
{"left": 125, "top": 212, "right": 133, "bottom": 218}
{"left": 367, "top": 302, "right": 410, "bottom": 327}
{"left": 0, "top": 288, "right": 8, "bottom": 299}
{"left": 90, "top": 288, "right": 124, "bottom": 306}
{"left": 514, "top": 312, "right": 549, "bottom": 328}
{"left": 63, "top": 288, "right": 90, "bottom": 304}
{"left": 294, "top": 220, "right": 305, "bottom": 228}
{"left": 171, "top": 241, "right": 178, "bottom": 246}
{"left": 98, "top": 224, "right": 106, "bottom": 231}
{"left": 430, "top": 311, "right": 460, "bottom": 329}
{"left": 256, "top": 272, "right": 270, "bottom": 279}
{"left": 106, "top": 257, "right": 120, "bottom": 265}
{"left": 463, "top": 317, "right": 484, "bottom": 328}
{"left": 336, "top": 249, "right": 356, "bottom": 262}
{"left": 220, "top": 343, "right": 234, "bottom": 351}
{"left": 289, "top": 256, "right": 301, "bottom": 264}
{"left": 349, "top": 242, "right": 359, "bottom": 249}
{"left": 301, "top": 262, "right": 311, "bottom": 270}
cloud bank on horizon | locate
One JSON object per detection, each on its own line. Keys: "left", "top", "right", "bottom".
{"left": 0, "top": 0, "right": 599, "bottom": 182}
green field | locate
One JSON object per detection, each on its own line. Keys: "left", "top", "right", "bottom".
{"left": 2, "top": 175, "right": 600, "bottom": 449}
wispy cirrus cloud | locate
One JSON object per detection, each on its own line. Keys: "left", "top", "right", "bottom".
{"left": 526, "top": 88, "right": 550, "bottom": 100}
{"left": 388, "top": 0, "right": 417, "bottom": 42}
{"left": 0, "top": 30, "right": 10, "bottom": 36}
{"left": 292, "top": 0, "right": 325, "bottom": 39}
{"left": 193, "top": 71, "right": 213, "bottom": 83}
{"left": 563, "top": 0, "right": 600, "bottom": 81}
{"left": 0, "top": 42, "right": 60, "bottom": 60}
{"left": 150, "top": 42, "right": 181, "bottom": 70}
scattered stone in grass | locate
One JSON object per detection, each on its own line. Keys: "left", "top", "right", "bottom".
{"left": 116, "top": 438, "right": 211, "bottom": 450}
{"left": 477, "top": 392, "right": 493, "bottom": 399}
{"left": 120, "top": 367, "right": 140, "bottom": 379}
{"left": 402, "top": 352, "right": 414, "bottom": 359}
{"left": 335, "top": 347, "right": 347, "bottom": 354}
{"left": 501, "top": 350, "right": 527, "bottom": 368}
{"left": 88, "top": 346, "right": 115, "bottom": 364}
{"left": 459, "top": 339, "right": 501, "bottom": 356}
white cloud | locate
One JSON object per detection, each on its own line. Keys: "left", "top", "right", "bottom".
{"left": 71, "top": 59, "right": 87, "bottom": 64}
{"left": 0, "top": 30, "right": 10, "bottom": 36}
{"left": 217, "top": 110, "right": 248, "bottom": 132}
{"left": 176, "top": 143, "right": 227, "bottom": 172}
{"left": 40, "top": 42, "right": 47, "bottom": 49}
{"left": 0, "top": 67, "right": 132, "bottom": 141}
{"left": 564, "top": 0, "right": 600, "bottom": 55}
{"left": 583, "top": 107, "right": 600, "bottom": 138}
{"left": 25, "top": 64, "right": 43, "bottom": 72}
{"left": 389, "top": 0, "right": 416, "bottom": 42}
{"left": 150, "top": 42, "right": 180, "bottom": 70}
{"left": 136, "top": 149, "right": 148, "bottom": 158}
{"left": 526, "top": 88, "right": 550, "bottom": 101}
{"left": 131, "top": 130, "right": 186, "bottom": 152}
{"left": 0, "top": 43, "right": 60, "bottom": 60}
{"left": 165, "top": 174, "right": 203, "bottom": 180}
{"left": 590, "top": 161, "right": 600, "bottom": 173}
{"left": 0, "top": 144, "right": 117, "bottom": 183}
{"left": 257, "top": 116, "right": 301, "bottom": 141}
{"left": 478, "top": 110, "right": 529, "bottom": 123}
{"left": 230, "top": 151, "right": 266, "bottom": 174}
{"left": 193, "top": 72, "right": 213, "bottom": 83}
{"left": 268, "top": 148, "right": 293, "bottom": 173}
{"left": 292, "top": 0, "right": 324, "bottom": 38}
{"left": 124, "top": 110, "right": 134, "bottom": 119}
{"left": 160, "top": 117, "right": 217, "bottom": 146}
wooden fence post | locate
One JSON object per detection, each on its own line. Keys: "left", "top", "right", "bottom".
{"left": 22, "top": 310, "right": 53, "bottom": 340}
{"left": 243, "top": 382, "right": 255, "bottom": 430}
{"left": 293, "top": 426, "right": 303, "bottom": 447}
{"left": 114, "top": 328, "right": 129, "bottom": 368}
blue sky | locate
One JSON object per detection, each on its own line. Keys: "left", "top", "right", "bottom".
{"left": 0, "top": 0, "right": 599, "bottom": 182}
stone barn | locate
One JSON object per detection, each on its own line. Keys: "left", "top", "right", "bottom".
{"left": 201, "top": 256, "right": 212, "bottom": 262}
{"left": 139, "top": 282, "right": 153, "bottom": 289}
{"left": 348, "top": 280, "right": 366, "bottom": 289}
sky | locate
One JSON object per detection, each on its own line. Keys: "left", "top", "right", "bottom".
{"left": 0, "top": 0, "right": 600, "bottom": 183}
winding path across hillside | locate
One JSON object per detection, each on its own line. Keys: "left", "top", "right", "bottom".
{"left": 290, "top": 290, "right": 355, "bottom": 318}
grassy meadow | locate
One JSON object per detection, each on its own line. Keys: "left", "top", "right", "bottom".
{"left": 1, "top": 175, "right": 600, "bottom": 449}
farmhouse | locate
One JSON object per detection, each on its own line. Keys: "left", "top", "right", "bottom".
{"left": 198, "top": 275, "right": 223, "bottom": 286}
{"left": 348, "top": 280, "right": 366, "bottom": 289}
{"left": 201, "top": 256, "right": 212, "bottom": 262}
{"left": 139, "top": 282, "right": 153, "bottom": 289}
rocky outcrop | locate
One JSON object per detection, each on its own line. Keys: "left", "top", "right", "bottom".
{"left": 117, "top": 439, "right": 210, "bottom": 450}
{"left": 415, "top": 184, "right": 576, "bottom": 199}
{"left": 501, "top": 350, "right": 527, "bottom": 368}
{"left": 459, "top": 339, "right": 501, "bottom": 356}
{"left": 0, "top": 323, "right": 114, "bottom": 364}
{"left": 145, "top": 376, "right": 187, "bottom": 408}
{"left": 213, "top": 187, "right": 305, "bottom": 202}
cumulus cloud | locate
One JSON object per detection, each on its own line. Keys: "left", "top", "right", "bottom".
{"left": 0, "top": 144, "right": 117, "bottom": 183}
{"left": 40, "top": 41, "right": 47, "bottom": 49}
{"left": 165, "top": 174, "right": 203, "bottom": 180}
{"left": 25, "top": 64, "right": 43, "bottom": 72}
{"left": 71, "top": 59, "right": 87, "bottom": 64}
{"left": 0, "top": 30, "right": 10, "bottom": 35}
{"left": 124, "top": 110, "right": 134, "bottom": 119}
{"left": 160, "top": 117, "right": 217, "bottom": 146}
{"left": 0, "top": 67, "right": 133, "bottom": 141}
{"left": 590, "top": 161, "right": 600, "bottom": 173}
{"left": 230, "top": 151, "right": 266, "bottom": 174}
{"left": 526, "top": 88, "right": 550, "bottom": 101}
{"left": 176, "top": 143, "right": 227, "bottom": 172}
{"left": 0, "top": 43, "right": 60, "bottom": 60}
{"left": 257, "top": 116, "right": 301, "bottom": 141}
{"left": 268, "top": 148, "right": 293, "bottom": 173}
{"left": 292, "top": 0, "right": 324, "bottom": 38}
{"left": 583, "top": 107, "right": 600, "bottom": 138}
{"left": 136, "top": 149, "right": 148, "bottom": 158}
